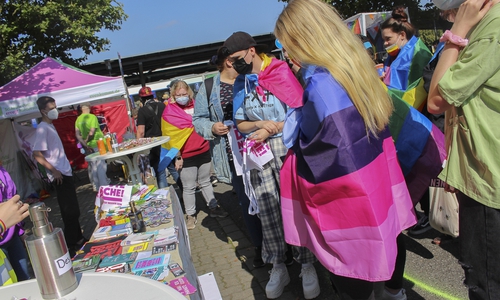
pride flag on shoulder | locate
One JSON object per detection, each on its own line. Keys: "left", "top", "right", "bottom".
{"left": 158, "top": 102, "right": 193, "bottom": 171}
{"left": 281, "top": 66, "right": 415, "bottom": 281}
{"left": 384, "top": 36, "right": 432, "bottom": 111}
{"left": 387, "top": 91, "right": 447, "bottom": 205}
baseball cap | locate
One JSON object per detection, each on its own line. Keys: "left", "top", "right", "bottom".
{"left": 139, "top": 86, "right": 153, "bottom": 98}
{"left": 221, "top": 31, "right": 268, "bottom": 56}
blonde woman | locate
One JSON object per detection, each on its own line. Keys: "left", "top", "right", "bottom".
{"left": 161, "top": 80, "right": 228, "bottom": 230}
{"left": 275, "top": 0, "right": 415, "bottom": 299}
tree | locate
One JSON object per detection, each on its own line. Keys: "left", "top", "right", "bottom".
{"left": 0, "top": 0, "right": 127, "bottom": 85}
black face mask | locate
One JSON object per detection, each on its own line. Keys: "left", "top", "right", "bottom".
{"left": 232, "top": 57, "right": 253, "bottom": 75}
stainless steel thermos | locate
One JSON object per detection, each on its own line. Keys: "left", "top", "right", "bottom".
{"left": 25, "top": 202, "right": 79, "bottom": 299}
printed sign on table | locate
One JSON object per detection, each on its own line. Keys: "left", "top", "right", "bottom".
{"left": 95, "top": 185, "right": 133, "bottom": 211}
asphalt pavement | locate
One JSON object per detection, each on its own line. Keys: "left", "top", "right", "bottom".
{"left": 21, "top": 169, "right": 468, "bottom": 299}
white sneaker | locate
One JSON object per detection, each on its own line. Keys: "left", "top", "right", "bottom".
{"left": 300, "top": 265, "right": 320, "bottom": 299}
{"left": 381, "top": 288, "right": 407, "bottom": 300}
{"left": 265, "top": 266, "right": 290, "bottom": 299}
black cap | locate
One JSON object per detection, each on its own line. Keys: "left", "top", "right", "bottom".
{"left": 221, "top": 31, "right": 268, "bottom": 56}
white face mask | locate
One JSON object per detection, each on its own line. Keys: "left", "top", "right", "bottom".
{"left": 175, "top": 96, "right": 190, "bottom": 106}
{"left": 46, "top": 108, "right": 59, "bottom": 120}
{"left": 432, "top": 0, "right": 464, "bottom": 10}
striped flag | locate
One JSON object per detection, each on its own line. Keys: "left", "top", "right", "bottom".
{"left": 281, "top": 66, "right": 416, "bottom": 281}
{"left": 158, "top": 102, "right": 193, "bottom": 171}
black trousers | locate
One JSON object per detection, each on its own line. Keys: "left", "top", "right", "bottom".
{"left": 54, "top": 175, "right": 84, "bottom": 246}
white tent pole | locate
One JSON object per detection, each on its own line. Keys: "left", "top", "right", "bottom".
{"left": 117, "top": 52, "right": 135, "bottom": 135}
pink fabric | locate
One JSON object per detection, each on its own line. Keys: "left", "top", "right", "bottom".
{"left": 0, "top": 57, "right": 118, "bottom": 102}
{"left": 258, "top": 58, "right": 303, "bottom": 108}
{"left": 281, "top": 138, "right": 416, "bottom": 281}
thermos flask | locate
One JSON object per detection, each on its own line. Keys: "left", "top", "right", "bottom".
{"left": 25, "top": 202, "right": 79, "bottom": 299}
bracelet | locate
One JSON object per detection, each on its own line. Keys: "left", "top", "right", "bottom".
{"left": 0, "top": 219, "right": 6, "bottom": 235}
{"left": 440, "top": 30, "right": 468, "bottom": 47}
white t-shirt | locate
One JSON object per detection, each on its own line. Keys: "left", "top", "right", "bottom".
{"left": 32, "top": 121, "right": 72, "bottom": 181}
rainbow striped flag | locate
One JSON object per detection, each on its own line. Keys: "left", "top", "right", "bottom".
{"left": 384, "top": 36, "right": 432, "bottom": 111}
{"left": 387, "top": 91, "right": 447, "bottom": 204}
{"left": 158, "top": 102, "right": 193, "bottom": 171}
{"left": 281, "top": 66, "right": 416, "bottom": 281}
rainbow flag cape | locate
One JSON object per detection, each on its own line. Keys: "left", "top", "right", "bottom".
{"left": 158, "top": 102, "right": 194, "bottom": 171}
{"left": 387, "top": 90, "right": 447, "bottom": 204}
{"left": 281, "top": 66, "right": 415, "bottom": 281}
{"left": 384, "top": 36, "right": 432, "bottom": 111}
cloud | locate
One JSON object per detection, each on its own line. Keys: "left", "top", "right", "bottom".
{"left": 156, "top": 20, "right": 178, "bottom": 30}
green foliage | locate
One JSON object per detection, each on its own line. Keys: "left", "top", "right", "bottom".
{"left": 0, "top": 0, "right": 127, "bottom": 85}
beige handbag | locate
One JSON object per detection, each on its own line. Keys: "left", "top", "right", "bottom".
{"left": 429, "top": 181, "right": 459, "bottom": 237}
{"left": 429, "top": 107, "right": 459, "bottom": 237}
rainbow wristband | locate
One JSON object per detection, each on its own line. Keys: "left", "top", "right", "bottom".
{"left": 0, "top": 219, "right": 6, "bottom": 235}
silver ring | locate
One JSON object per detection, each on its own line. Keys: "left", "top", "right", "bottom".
{"left": 18, "top": 201, "right": 23, "bottom": 207}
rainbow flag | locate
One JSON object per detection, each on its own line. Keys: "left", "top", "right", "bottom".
{"left": 384, "top": 36, "right": 432, "bottom": 111}
{"left": 158, "top": 102, "right": 193, "bottom": 171}
{"left": 281, "top": 66, "right": 416, "bottom": 281}
{"left": 387, "top": 90, "right": 447, "bottom": 204}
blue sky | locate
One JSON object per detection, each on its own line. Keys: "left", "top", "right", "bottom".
{"left": 83, "top": 0, "right": 286, "bottom": 64}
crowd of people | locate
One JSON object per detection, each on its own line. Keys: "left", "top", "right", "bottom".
{"left": 1, "top": 0, "right": 499, "bottom": 299}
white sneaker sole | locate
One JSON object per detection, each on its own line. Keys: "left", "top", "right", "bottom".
{"left": 266, "top": 274, "right": 291, "bottom": 299}
{"left": 304, "top": 283, "right": 320, "bottom": 299}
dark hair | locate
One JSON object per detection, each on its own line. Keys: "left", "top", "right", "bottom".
{"left": 380, "top": 6, "right": 416, "bottom": 40}
{"left": 36, "top": 96, "right": 55, "bottom": 111}
{"left": 357, "top": 34, "right": 375, "bottom": 60}
{"left": 210, "top": 47, "right": 229, "bottom": 72}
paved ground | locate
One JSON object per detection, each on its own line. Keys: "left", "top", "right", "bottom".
{"left": 22, "top": 168, "right": 468, "bottom": 300}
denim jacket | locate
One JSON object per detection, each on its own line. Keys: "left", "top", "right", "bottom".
{"left": 193, "top": 73, "right": 232, "bottom": 184}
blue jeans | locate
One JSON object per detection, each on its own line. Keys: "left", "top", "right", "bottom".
{"left": 167, "top": 161, "right": 182, "bottom": 190}
{"left": 458, "top": 192, "right": 500, "bottom": 300}
{"left": 1, "top": 234, "right": 30, "bottom": 281}
{"left": 156, "top": 168, "right": 168, "bottom": 189}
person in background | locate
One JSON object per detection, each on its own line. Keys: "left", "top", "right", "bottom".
{"left": 162, "top": 80, "right": 228, "bottom": 230}
{"left": 0, "top": 195, "right": 30, "bottom": 286}
{"left": 192, "top": 50, "right": 264, "bottom": 267}
{"left": 136, "top": 86, "right": 168, "bottom": 188}
{"left": 32, "top": 96, "right": 87, "bottom": 255}
{"left": 75, "top": 102, "right": 110, "bottom": 191}
{"left": 226, "top": 31, "right": 320, "bottom": 299}
{"left": 0, "top": 163, "right": 30, "bottom": 281}
{"left": 380, "top": 6, "right": 432, "bottom": 94}
{"left": 274, "top": 1, "right": 415, "bottom": 299}
{"left": 428, "top": 0, "right": 500, "bottom": 298}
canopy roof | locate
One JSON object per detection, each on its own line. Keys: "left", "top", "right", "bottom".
{"left": 0, "top": 57, "right": 125, "bottom": 119}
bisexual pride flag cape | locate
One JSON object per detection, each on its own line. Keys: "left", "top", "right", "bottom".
{"left": 384, "top": 36, "right": 432, "bottom": 111}
{"left": 158, "top": 102, "right": 194, "bottom": 171}
{"left": 281, "top": 66, "right": 416, "bottom": 281}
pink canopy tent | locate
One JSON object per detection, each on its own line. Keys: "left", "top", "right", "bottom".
{"left": 0, "top": 57, "right": 126, "bottom": 119}
{"left": 0, "top": 57, "right": 129, "bottom": 198}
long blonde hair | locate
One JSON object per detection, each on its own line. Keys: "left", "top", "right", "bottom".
{"left": 274, "top": 0, "right": 393, "bottom": 136}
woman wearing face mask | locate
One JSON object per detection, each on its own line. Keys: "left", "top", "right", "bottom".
{"left": 223, "top": 31, "right": 321, "bottom": 300}
{"left": 381, "top": 6, "right": 432, "bottom": 102}
{"left": 161, "top": 80, "right": 228, "bottom": 230}
{"left": 192, "top": 49, "right": 265, "bottom": 267}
